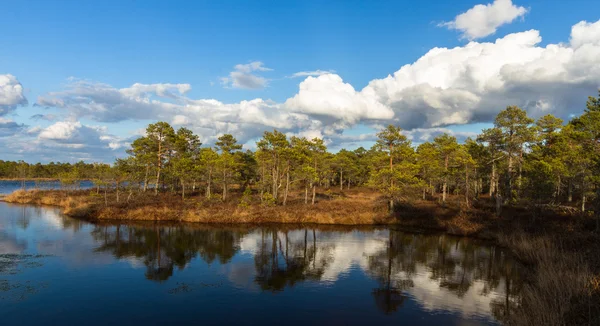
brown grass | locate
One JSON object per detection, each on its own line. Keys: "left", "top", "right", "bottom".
{"left": 4, "top": 188, "right": 393, "bottom": 225}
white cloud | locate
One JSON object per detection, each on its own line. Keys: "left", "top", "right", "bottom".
{"left": 37, "top": 79, "right": 181, "bottom": 122}
{"left": 172, "top": 114, "right": 191, "bottom": 126}
{"left": 570, "top": 19, "right": 600, "bottom": 49}
{"left": 120, "top": 83, "right": 191, "bottom": 99}
{"left": 441, "top": 0, "right": 528, "bottom": 40}
{"left": 0, "top": 74, "right": 28, "bottom": 116}
{"left": 30, "top": 19, "right": 600, "bottom": 158}
{"left": 289, "top": 70, "right": 336, "bottom": 78}
{"left": 284, "top": 74, "right": 394, "bottom": 124}
{"left": 363, "top": 22, "right": 600, "bottom": 129}
{"left": 36, "top": 120, "right": 126, "bottom": 158}
{"left": 221, "top": 61, "right": 271, "bottom": 89}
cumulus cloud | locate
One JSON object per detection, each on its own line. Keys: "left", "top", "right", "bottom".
{"left": 37, "top": 79, "right": 182, "bottom": 122}
{"left": 363, "top": 21, "right": 600, "bottom": 129}
{"left": 221, "top": 61, "right": 272, "bottom": 89}
{"left": 0, "top": 74, "right": 28, "bottom": 116}
{"left": 36, "top": 120, "right": 127, "bottom": 156}
{"left": 284, "top": 74, "right": 394, "bottom": 124}
{"left": 440, "top": 0, "right": 528, "bottom": 40}
{"left": 289, "top": 70, "right": 336, "bottom": 78}
{"left": 31, "top": 19, "right": 600, "bottom": 157}
{"left": 172, "top": 114, "right": 191, "bottom": 126}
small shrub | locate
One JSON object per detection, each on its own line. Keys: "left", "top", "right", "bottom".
{"left": 261, "top": 192, "right": 276, "bottom": 207}
{"left": 238, "top": 187, "right": 253, "bottom": 208}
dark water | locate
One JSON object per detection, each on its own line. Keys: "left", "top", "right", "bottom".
{"left": 0, "top": 202, "right": 522, "bottom": 325}
{"left": 0, "top": 180, "right": 95, "bottom": 195}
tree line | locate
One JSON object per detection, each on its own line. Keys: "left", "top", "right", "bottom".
{"left": 99, "top": 92, "right": 600, "bottom": 212}
{"left": 0, "top": 160, "right": 105, "bottom": 180}
{"left": 6, "top": 92, "right": 599, "bottom": 217}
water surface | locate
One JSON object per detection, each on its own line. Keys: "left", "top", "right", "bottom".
{"left": 0, "top": 202, "right": 522, "bottom": 325}
{"left": 0, "top": 180, "right": 94, "bottom": 195}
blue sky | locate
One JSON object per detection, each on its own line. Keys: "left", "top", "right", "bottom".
{"left": 1, "top": 0, "right": 600, "bottom": 162}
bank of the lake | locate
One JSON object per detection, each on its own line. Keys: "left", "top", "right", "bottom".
{"left": 4, "top": 187, "right": 600, "bottom": 325}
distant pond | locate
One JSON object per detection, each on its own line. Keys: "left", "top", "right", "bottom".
{"left": 0, "top": 202, "right": 523, "bottom": 325}
{"left": 0, "top": 180, "right": 95, "bottom": 195}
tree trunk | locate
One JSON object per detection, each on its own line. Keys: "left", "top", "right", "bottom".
{"left": 155, "top": 142, "right": 162, "bottom": 196}
{"left": 582, "top": 194, "right": 586, "bottom": 212}
{"left": 155, "top": 169, "right": 161, "bottom": 196}
{"left": 339, "top": 169, "right": 343, "bottom": 191}
{"left": 490, "top": 162, "right": 495, "bottom": 197}
{"left": 181, "top": 179, "right": 185, "bottom": 200}
{"left": 442, "top": 155, "right": 449, "bottom": 203}
{"left": 465, "top": 164, "right": 470, "bottom": 208}
{"left": 116, "top": 181, "right": 120, "bottom": 203}
{"left": 305, "top": 183, "right": 308, "bottom": 204}
{"left": 495, "top": 194, "right": 502, "bottom": 216}
{"left": 206, "top": 169, "right": 212, "bottom": 198}
{"left": 568, "top": 179, "right": 573, "bottom": 203}
{"left": 507, "top": 153, "right": 513, "bottom": 201}
{"left": 143, "top": 165, "right": 149, "bottom": 192}
{"left": 283, "top": 169, "right": 290, "bottom": 206}
{"left": 389, "top": 144, "right": 394, "bottom": 188}
{"left": 311, "top": 184, "right": 316, "bottom": 205}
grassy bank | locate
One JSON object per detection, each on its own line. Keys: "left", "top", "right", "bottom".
{"left": 4, "top": 188, "right": 599, "bottom": 325}
{"left": 3, "top": 188, "right": 392, "bottom": 224}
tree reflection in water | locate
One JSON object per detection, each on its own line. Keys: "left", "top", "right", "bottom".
{"left": 90, "top": 223, "right": 522, "bottom": 320}
{"left": 365, "top": 229, "right": 523, "bottom": 319}
{"left": 92, "top": 224, "right": 244, "bottom": 282}
{"left": 253, "top": 228, "right": 334, "bottom": 291}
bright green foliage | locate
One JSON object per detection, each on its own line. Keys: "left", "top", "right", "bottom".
{"left": 215, "top": 134, "right": 242, "bottom": 201}
{"left": 494, "top": 106, "right": 535, "bottom": 201}
{"left": 370, "top": 125, "right": 421, "bottom": 203}
{"left": 433, "top": 134, "right": 460, "bottom": 203}
{"left": 416, "top": 142, "right": 441, "bottom": 199}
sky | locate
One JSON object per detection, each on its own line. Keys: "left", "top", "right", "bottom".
{"left": 1, "top": 0, "right": 600, "bottom": 163}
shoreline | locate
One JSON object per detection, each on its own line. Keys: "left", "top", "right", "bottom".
{"left": 2, "top": 188, "right": 599, "bottom": 324}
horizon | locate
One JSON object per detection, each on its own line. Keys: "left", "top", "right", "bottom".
{"left": 2, "top": 0, "right": 600, "bottom": 163}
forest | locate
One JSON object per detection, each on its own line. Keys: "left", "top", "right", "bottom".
{"left": 32, "top": 91, "right": 596, "bottom": 216}
{"left": 0, "top": 160, "right": 101, "bottom": 180}
{"left": 4, "top": 92, "right": 600, "bottom": 218}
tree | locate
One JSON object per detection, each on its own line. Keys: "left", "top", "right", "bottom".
{"left": 433, "top": 134, "right": 460, "bottom": 203}
{"left": 478, "top": 128, "right": 504, "bottom": 198}
{"left": 215, "top": 134, "right": 242, "bottom": 201}
{"left": 416, "top": 143, "right": 441, "bottom": 200}
{"left": 145, "top": 122, "right": 176, "bottom": 195}
{"left": 256, "top": 130, "right": 290, "bottom": 204}
{"left": 569, "top": 91, "right": 600, "bottom": 229}
{"left": 199, "top": 148, "right": 219, "bottom": 198}
{"left": 334, "top": 149, "right": 357, "bottom": 190}
{"left": 171, "top": 127, "right": 201, "bottom": 200}
{"left": 493, "top": 106, "right": 535, "bottom": 201}
{"left": 371, "top": 127, "right": 420, "bottom": 211}
{"left": 376, "top": 125, "right": 407, "bottom": 188}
